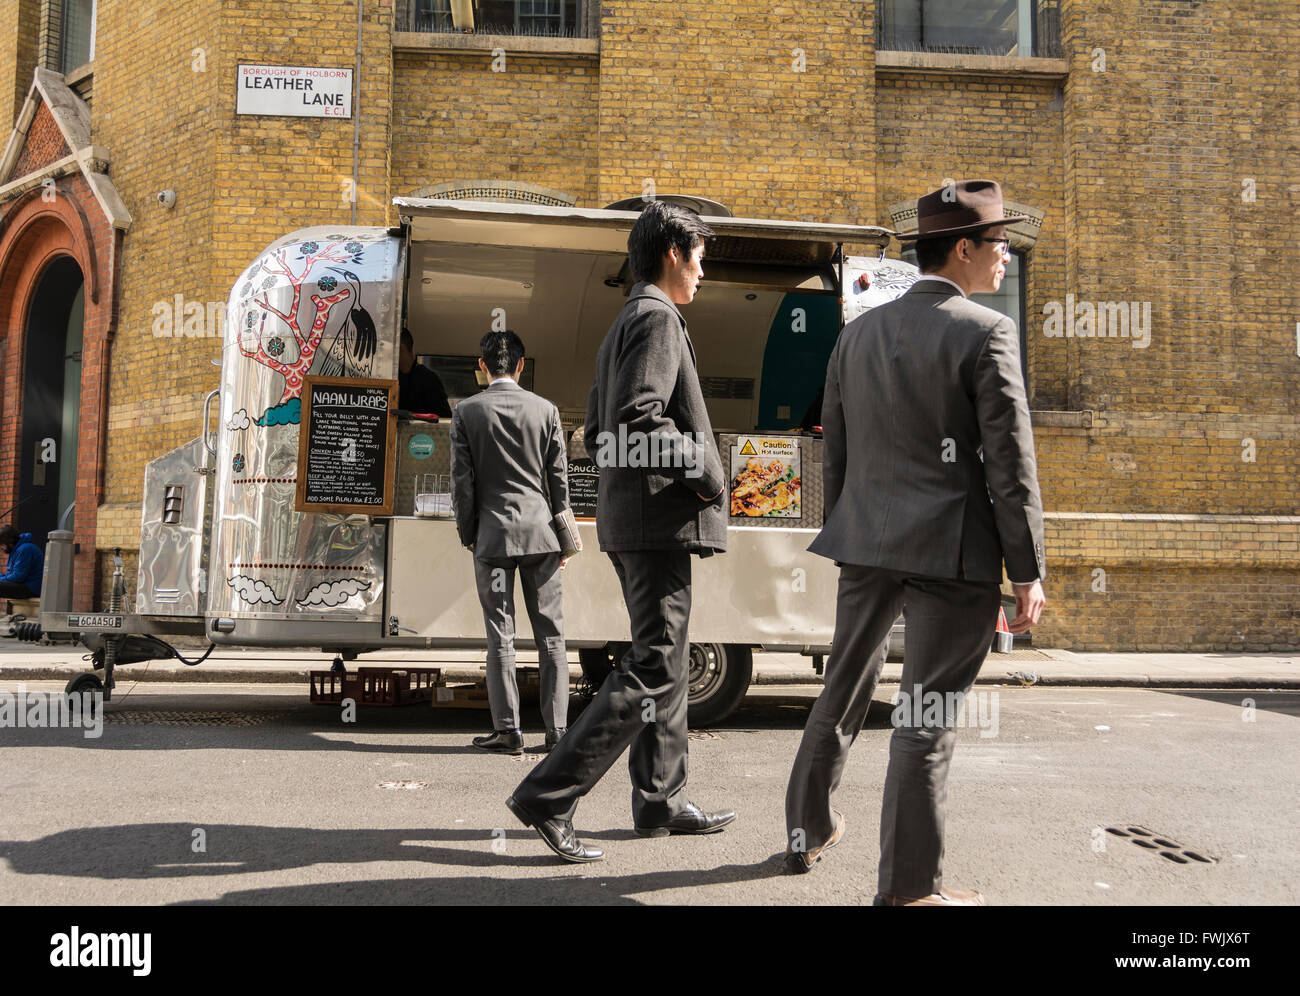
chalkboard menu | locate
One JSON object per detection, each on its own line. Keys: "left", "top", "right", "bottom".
{"left": 295, "top": 376, "right": 398, "bottom": 515}
{"left": 568, "top": 456, "right": 599, "bottom": 519}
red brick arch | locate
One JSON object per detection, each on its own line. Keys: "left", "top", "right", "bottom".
{"left": 0, "top": 173, "right": 119, "bottom": 610}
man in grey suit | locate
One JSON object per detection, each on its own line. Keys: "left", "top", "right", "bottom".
{"left": 785, "top": 180, "right": 1047, "bottom": 905}
{"left": 450, "top": 329, "right": 570, "bottom": 756}
{"left": 505, "top": 201, "right": 735, "bottom": 863}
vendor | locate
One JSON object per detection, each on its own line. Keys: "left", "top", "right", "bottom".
{"left": 398, "top": 326, "right": 452, "bottom": 418}
{"left": 0, "top": 525, "right": 42, "bottom": 599}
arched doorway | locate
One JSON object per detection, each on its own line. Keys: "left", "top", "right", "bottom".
{"left": 16, "top": 255, "right": 83, "bottom": 547}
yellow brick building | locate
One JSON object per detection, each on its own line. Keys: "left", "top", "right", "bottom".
{"left": 0, "top": 1, "right": 1296, "bottom": 650}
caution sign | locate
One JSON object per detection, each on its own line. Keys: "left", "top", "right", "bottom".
{"left": 729, "top": 436, "right": 802, "bottom": 519}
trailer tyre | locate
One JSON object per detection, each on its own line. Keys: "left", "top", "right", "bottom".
{"left": 64, "top": 673, "right": 103, "bottom": 718}
{"left": 686, "top": 643, "right": 752, "bottom": 728}
{"left": 578, "top": 642, "right": 752, "bottom": 727}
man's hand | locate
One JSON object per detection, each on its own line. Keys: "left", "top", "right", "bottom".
{"left": 1009, "top": 580, "right": 1045, "bottom": 634}
{"left": 560, "top": 557, "right": 569, "bottom": 571}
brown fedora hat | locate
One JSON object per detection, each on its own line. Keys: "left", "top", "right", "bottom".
{"left": 895, "top": 179, "right": 1029, "bottom": 240}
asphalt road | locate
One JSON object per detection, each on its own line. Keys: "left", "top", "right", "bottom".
{"left": 0, "top": 680, "right": 1295, "bottom": 905}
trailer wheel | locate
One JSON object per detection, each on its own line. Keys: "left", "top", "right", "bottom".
{"left": 64, "top": 672, "right": 103, "bottom": 717}
{"left": 65, "top": 673, "right": 103, "bottom": 697}
{"left": 578, "top": 642, "right": 753, "bottom": 727}
{"left": 686, "top": 643, "right": 752, "bottom": 728}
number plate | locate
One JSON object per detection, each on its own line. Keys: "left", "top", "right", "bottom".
{"left": 68, "top": 614, "right": 124, "bottom": 629}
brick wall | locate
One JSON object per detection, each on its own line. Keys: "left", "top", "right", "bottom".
{"left": 0, "top": 0, "right": 41, "bottom": 139}
{"left": 594, "top": 1, "right": 877, "bottom": 221}
{"left": 391, "top": 50, "right": 599, "bottom": 206}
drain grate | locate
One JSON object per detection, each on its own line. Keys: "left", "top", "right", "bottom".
{"left": 1105, "top": 825, "right": 1217, "bottom": 865}
{"left": 104, "top": 711, "right": 291, "bottom": 727}
{"left": 688, "top": 730, "right": 721, "bottom": 741}
{"left": 377, "top": 780, "right": 427, "bottom": 790}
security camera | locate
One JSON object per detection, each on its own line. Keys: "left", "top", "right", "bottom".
{"left": 157, "top": 189, "right": 176, "bottom": 209}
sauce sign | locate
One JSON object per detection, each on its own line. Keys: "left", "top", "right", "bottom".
{"left": 237, "top": 64, "right": 353, "bottom": 119}
{"left": 295, "top": 376, "right": 397, "bottom": 516}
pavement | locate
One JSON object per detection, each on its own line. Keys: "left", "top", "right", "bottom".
{"left": 1, "top": 681, "right": 1296, "bottom": 905}
{"left": 0, "top": 631, "right": 1295, "bottom": 689}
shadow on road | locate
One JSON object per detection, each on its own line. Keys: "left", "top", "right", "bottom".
{"left": 0, "top": 821, "right": 784, "bottom": 904}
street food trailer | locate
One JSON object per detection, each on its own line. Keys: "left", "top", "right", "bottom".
{"left": 37, "top": 197, "right": 943, "bottom": 725}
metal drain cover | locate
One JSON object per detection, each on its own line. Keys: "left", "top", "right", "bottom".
{"left": 1105, "top": 825, "right": 1218, "bottom": 865}
{"left": 104, "top": 711, "right": 291, "bottom": 727}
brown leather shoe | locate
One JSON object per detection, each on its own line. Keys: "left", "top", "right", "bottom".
{"left": 784, "top": 810, "right": 846, "bottom": 874}
{"left": 873, "top": 887, "right": 985, "bottom": 906}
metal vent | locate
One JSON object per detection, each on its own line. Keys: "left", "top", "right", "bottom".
{"left": 162, "top": 485, "right": 183, "bottom": 525}
{"left": 698, "top": 376, "right": 754, "bottom": 400}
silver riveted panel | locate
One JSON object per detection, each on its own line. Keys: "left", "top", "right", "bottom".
{"left": 208, "top": 227, "right": 405, "bottom": 624}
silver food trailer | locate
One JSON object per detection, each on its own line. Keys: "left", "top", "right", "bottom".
{"left": 37, "top": 197, "right": 958, "bottom": 726}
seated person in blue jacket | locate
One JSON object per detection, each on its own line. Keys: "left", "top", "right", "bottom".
{"left": 0, "top": 525, "right": 43, "bottom": 600}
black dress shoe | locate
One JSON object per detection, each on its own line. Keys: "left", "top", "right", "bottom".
{"left": 472, "top": 729, "right": 523, "bottom": 755}
{"left": 543, "top": 727, "right": 565, "bottom": 752}
{"left": 634, "top": 801, "right": 736, "bottom": 838}
{"left": 505, "top": 795, "right": 603, "bottom": 863}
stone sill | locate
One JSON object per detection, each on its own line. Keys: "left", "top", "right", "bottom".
{"left": 63, "top": 61, "right": 93, "bottom": 86}
{"left": 875, "top": 50, "right": 1069, "bottom": 79}
{"left": 393, "top": 31, "right": 599, "bottom": 58}
{"left": 1032, "top": 409, "right": 1094, "bottom": 429}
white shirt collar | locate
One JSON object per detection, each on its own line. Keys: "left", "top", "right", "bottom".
{"left": 489, "top": 376, "right": 520, "bottom": 387}
{"left": 916, "top": 274, "right": 967, "bottom": 298}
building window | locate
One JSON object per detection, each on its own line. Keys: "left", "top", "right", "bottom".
{"left": 876, "top": 0, "right": 1061, "bottom": 58}
{"left": 408, "top": 0, "right": 589, "bottom": 37}
{"left": 59, "top": 0, "right": 95, "bottom": 73}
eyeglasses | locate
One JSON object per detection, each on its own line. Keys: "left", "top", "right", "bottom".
{"left": 972, "top": 236, "right": 1011, "bottom": 255}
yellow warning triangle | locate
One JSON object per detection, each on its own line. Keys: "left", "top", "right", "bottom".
{"left": 739, "top": 440, "right": 757, "bottom": 455}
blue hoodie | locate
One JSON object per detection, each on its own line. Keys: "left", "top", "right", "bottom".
{"left": 1, "top": 533, "right": 43, "bottom": 596}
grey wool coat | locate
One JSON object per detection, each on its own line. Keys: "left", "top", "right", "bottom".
{"left": 584, "top": 281, "right": 727, "bottom": 554}
{"left": 449, "top": 379, "right": 569, "bottom": 559}
{"left": 809, "top": 278, "right": 1047, "bottom": 584}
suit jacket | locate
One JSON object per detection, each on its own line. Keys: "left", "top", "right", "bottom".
{"left": 449, "top": 379, "right": 568, "bottom": 559}
{"left": 584, "top": 281, "right": 727, "bottom": 554}
{"left": 809, "top": 278, "right": 1046, "bottom": 584}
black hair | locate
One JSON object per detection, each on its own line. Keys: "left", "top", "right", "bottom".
{"left": 627, "top": 201, "right": 714, "bottom": 283}
{"left": 913, "top": 234, "right": 964, "bottom": 273}
{"left": 480, "top": 329, "right": 525, "bottom": 377}
{"left": 0, "top": 525, "right": 17, "bottom": 549}
{"left": 400, "top": 326, "right": 414, "bottom": 348}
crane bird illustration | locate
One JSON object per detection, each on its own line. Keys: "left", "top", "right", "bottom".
{"left": 315, "top": 266, "right": 377, "bottom": 377}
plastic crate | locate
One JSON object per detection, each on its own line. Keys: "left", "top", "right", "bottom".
{"left": 310, "top": 667, "right": 442, "bottom": 707}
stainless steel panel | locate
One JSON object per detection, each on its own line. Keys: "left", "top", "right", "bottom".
{"left": 386, "top": 517, "right": 838, "bottom": 648}
{"left": 209, "top": 227, "right": 405, "bottom": 622}
{"left": 137, "top": 437, "right": 211, "bottom": 616}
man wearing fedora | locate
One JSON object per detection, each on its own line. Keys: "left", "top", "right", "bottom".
{"left": 784, "top": 179, "right": 1047, "bottom": 905}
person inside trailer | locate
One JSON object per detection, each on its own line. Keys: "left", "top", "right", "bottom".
{"left": 398, "top": 325, "right": 453, "bottom": 418}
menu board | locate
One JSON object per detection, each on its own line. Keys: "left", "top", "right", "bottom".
{"left": 295, "top": 376, "right": 398, "bottom": 515}
{"left": 568, "top": 456, "right": 600, "bottom": 519}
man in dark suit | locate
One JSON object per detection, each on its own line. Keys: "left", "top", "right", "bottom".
{"left": 784, "top": 180, "right": 1047, "bottom": 905}
{"left": 505, "top": 201, "right": 735, "bottom": 863}
{"left": 450, "top": 329, "right": 570, "bottom": 755}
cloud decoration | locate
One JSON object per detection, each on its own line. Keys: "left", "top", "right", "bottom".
{"left": 297, "top": 577, "right": 373, "bottom": 608}
{"left": 227, "top": 574, "right": 284, "bottom": 606}
{"left": 254, "top": 397, "right": 301, "bottom": 427}
{"left": 227, "top": 408, "right": 251, "bottom": 431}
